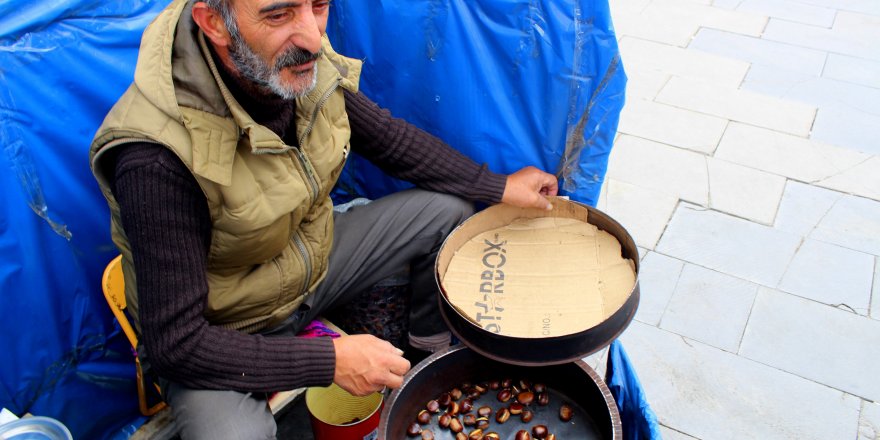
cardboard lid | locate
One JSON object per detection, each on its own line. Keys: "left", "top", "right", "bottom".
{"left": 436, "top": 198, "right": 639, "bottom": 363}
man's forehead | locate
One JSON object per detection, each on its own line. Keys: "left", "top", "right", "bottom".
{"left": 232, "top": 0, "right": 305, "bottom": 13}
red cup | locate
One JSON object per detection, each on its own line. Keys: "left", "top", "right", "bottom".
{"left": 306, "top": 384, "right": 383, "bottom": 440}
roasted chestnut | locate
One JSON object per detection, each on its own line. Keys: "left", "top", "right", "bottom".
{"left": 532, "top": 424, "right": 548, "bottom": 439}
{"left": 489, "top": 380, "right": 501, "bottom": 390}
{"left": 533, "top": 383, "right": 546, "bottom": 394}
{"left": 517, "top": 391, "right": 534, "bottom": 405}
{"left": 438, "top": 392, "right": 452, "bottom": 408}
{"left": 450, "top": 388, "right": 463, "bottom": 401}
{"left": 448, "top": 401, "right": 460, "bottom": 416}
{"left": 421, "top": 430, "right": 435, "bottom": 440}
{"left": 427, "top": 399, "right": 440, "bottom": 413}
{"left": 537, "top": 392, "right": 550, "bottom": 406}
{"left": 521, "top": 410, "right": 534, "bottom": 423}
{"left": 483, "top": 433, "right": 501, "bottom": 440}
{"left": 417, "top": 410, "right": 431, "bottom": 425}
{"left": 497, "top": 389, "right": 512, "bottom": 403}
{"left": 559, "top": 403, "right": 574, "bottom": 422}
{"left": 460, "top": 399, "right": 474, "bottom": 414}
{"left": 407, "top": 422, "right": 421, "bottom": 437}
{"left": 463, "top": 414, "right": 477, "bottom": 426}
{"left": 477, "top": 406, "right": 492, "bottom": 418}
{"left": 495, "top": 407, "right": 510, "bottom": 423}
{"left": 455, "top": 433, "right": 467, "bottom": 440}
{"left": 514, "top": 430, "right": 532, "bottom": 440}
{"left": 450, "top": 417, "right": 464, "bottom": 433}
{"left": 475, "top": 417, "right": 490, "bottom": 430}
{"left": 509, "top": 402, "right": 524, "bottom": 415}
{"left": 438, "top": 413, "right": 452, "bottom": 429}
{"left": 467, "top": 429, "right": 484, "bottom": 440}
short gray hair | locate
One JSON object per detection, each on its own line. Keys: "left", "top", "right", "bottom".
{"left": 196, "top": 0, "right": 241, "bottom": 38}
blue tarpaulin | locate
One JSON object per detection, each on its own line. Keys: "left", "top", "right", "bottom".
{"left": 0, "top": 1, "right": 641, "bottom": 438}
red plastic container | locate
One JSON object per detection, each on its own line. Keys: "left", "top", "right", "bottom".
{"left": 306, "top": 383, "right": 383, "bottom": 440}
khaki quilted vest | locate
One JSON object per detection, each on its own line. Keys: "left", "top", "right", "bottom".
{"left": 90, "top": 0, "right": 362, "bottom": 333}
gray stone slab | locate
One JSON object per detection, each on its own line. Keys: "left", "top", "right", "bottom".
{"left": 618, "top": 98, "right": 728, "bottom": 154}
{"left": 712, "top": 0, "right": 742, "bottom": 9}
{"left": 656, "top": 204, "right": 802, "bottom": 287}
{"left": 861, "top": 400, "right": 880, "bottom": 440}
{"left": 660, "top": 264, "right": 758, "bottom": 352}
{"left": 658, "top": 76, "right": 816, "bottom": 136}
{"left": 738, "top": 0, "right": 836, "bottom": 26}
{"left": 743, "top": 64, "right": 880, "bottom": 114}
{"left": 811, "top": 104, "right": 880, "bottom": 156}
{"left": 707, "top": 158, "right": 787, "bottom": 225}
{"left": 620, "top": 321, "right": 861, "bottom": 440}
{"left": 635, "top": 251, "right": 685, "bottom": 326}
{"left": 778, "top": 239, "right": 875, "bottom": 314}
{"left": 607, "top": 135, "right": 709, "bottom": 206}
{"left": 817, "top": 156, "right": 880, "bottom": 202}
{"left": 796, "top": 0, "right": 880, "bottom": 15}
{"left": 690, "top": 28, "right": 827, "bottom": 74}
{"left": 740, "top": 287, "right": 880, "bottom": 401}
{"left": 774, "top": 181, "right": 843, "bottom": 236}
{"left": 811, "top": 195, "right": 880, "bottom": 256}
{"left": 871, "top": 257, "right": 879, "bottom": 321}
{"left": 761, "top": 15, "right": 880, "bottom": 60}
{"left": 824, "top": 53, "right": 880, "bottom": 89}
{"left": 661, "top": 425, "right": 700, "bottom": 439}
{"left": 602, "top": 178, "right": 679, "bottom": 249}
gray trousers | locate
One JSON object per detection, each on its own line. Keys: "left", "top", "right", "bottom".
{"left": 164, "top": 189, "right": 474, "bottom": 440}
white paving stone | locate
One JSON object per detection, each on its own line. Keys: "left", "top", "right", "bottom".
{"left": 660, "top": 264, "right": 757, "bottom": 352}
{"left": 618, "top": 98, "right": 728, "bottom": 154}
{"left": 609, "top": 0, "right": 651, "bottom": 16}
{"left": 612, "top": 0, "right": 767, "bottom": 46}
{"left": 812, "top": 195, "right": 880, "bottom": 256}
{"left": 582, "top": 346, "right": 609, "bottom": 378}
{"left": 740, "top": 287, "right": 880, "bottom": 401}
{"left": 816, "top": 156, "right": 880, "bottom": 202}
{"left": 656, "top": 204, "right": 802, "bottom": 286}
{"left": 619, "top": 37, "right": 750, "bottom": 87}
{"left": 707, "top": 158, "right": 786, "bottom": 225}
{"left": 742, "top": 64, "right": 880, "bottom": 115}
{"left": 712, "top": 0, "right": 742, "bottom": 9}
{"left": 774, "top": 181, "right": 843, "bottom": 236}
{"left": 778, "top": 239, "right": 875, "bottom": 313}
{"left": 620, "top": 321, "right": 861, "bottom": 440}
{"left": 714, "top": 122, "right": 870, "bottom": 183}
{"left": 862, "top": 400, "right": 880, "bottom": 440}
{"left": 811, "top": 104, "right": 880, "bottom": 156}
{"left": 738, "top": 0, "right": 836, "bottom": 27}
{"left": 657, "top": 77, "right": 817, "bottom": 136}
{"left": 761, "top": 16, "right": 880, "bottom": 61}
{"left": 824, "top": 53, "right": 880, "bottom": 89}
{"left": 796, "top": 0, "right": 880, "bottom": 15}
{"left": 690, "top": 28, "right": 827, "bottom": 75}
{"left": 602, "top": 178, "right": 679, "bottom": 249}
{"left": 623, "top": 68, "right": 671, "bottom": 100}
{"left": 872, "top": 258, "right": 879, "bottom": 321}
{"left": 652, "top": 0, "right": 768, "bottom": 37}
{"left": 660, "top": 425, "right": 699, "bottom": 439}
{"left": 635, "top": 251, "right": 685, "bottom": 326}
{"left": 607, "top": 135, "right": 709, "bottom": 205}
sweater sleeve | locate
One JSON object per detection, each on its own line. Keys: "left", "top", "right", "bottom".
{"left": 344, "top": 89, "right": 508, "bottom": 205}
{"left": 110, "top": 143, "right": 336, "bottom": 393}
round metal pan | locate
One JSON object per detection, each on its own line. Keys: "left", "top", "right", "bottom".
{"left": 378, "top": 345, "right": 622, "bottom": 439}
{"left": 435, "top": 199, "right": 640, "bottom": 366}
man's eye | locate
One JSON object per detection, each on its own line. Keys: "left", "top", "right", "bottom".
{"left": 266, "top": 12, "right": 291, "bottom": 22}
{"left": 314, "top": 1, "right": 330, "bottom": 11}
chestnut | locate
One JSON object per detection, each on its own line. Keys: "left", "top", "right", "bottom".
{"left": 406, "top": 422, "right": 421, "bottom": 437}
{"left": 477, "top": 406, "right": 492, "bottom": 418}
{"left": 438, "top": 413, "right": 452, "bottom": 429}
{"left": 514, "top": 430, "right": 532, "bottom": 440}
{"left": 559, "top": 403, "right": 574, "bottom": 422}
{"left": 417, "top": 410, "right": 431, "bottom": 425}
{"left": 521, "top": 410, "right": 534, "bottom": 423}
{"left": 537, "top": 392, "right": 550, "bottom": 406}
{"left": 532, "top": 424, "right": 548, "bottom": 439}
{"left": 517, "top": 391, "right": 535, "bottom": 406}
{"left": 495, "top": 407, "right": 510, "bottom": 423}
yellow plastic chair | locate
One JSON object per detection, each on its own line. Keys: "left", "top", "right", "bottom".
{"left": 101, "top": 255, "right": 167, "bottom": 416}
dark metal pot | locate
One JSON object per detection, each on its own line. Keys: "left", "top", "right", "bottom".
{"left": 378, "top": 345, "right": 622, "bottom": 439}
{"left": 435, "top": 200, "right": 641, "bottom": 366}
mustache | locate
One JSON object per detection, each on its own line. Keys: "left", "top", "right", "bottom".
{"left": 275, "top": 46, "right": 323, "bottom": 71}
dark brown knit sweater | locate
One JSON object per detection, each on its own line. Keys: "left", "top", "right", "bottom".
{"left": 109, "top": 62, "right": 507, "bottom": 393}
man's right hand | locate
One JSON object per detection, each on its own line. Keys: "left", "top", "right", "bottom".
{"left": 332, "top": 334, "right": 411, "bottom": 396}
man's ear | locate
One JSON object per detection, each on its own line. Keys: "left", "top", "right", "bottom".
{"left": 192, "top": 2, "right": 232, "bottom": 47}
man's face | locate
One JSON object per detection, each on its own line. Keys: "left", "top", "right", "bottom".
{"left": 225, "top": 0, "right": 330, "bottom": 99}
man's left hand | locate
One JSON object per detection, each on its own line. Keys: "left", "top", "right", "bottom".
{"left": 501, "top": 166, "right": 559, "bottom": 210}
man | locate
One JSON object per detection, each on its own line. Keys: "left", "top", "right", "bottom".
{"left": 90, "top": 0, "right": 558, "bottom": 438}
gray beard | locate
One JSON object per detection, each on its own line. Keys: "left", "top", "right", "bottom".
{"left": 227, "top": 35, "right": 318, "bottom": 100}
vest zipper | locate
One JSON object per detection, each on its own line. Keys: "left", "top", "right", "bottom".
{"left": 294, "top": 78, "right": 341, "bottom": 202}
{"left": 292, "top": 229, "right": 312, "bottom": 291}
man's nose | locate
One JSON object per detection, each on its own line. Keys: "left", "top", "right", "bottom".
{"left": 290, "top": 8, "right": 322, "bottom": 54}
